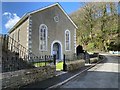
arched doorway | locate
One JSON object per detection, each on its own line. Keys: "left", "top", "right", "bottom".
{"left": 76, "top": 45, "right": 84, "bottom": 56}
{"left": 51, "top": 40, "right": 63, "bottom": 60}
{"left": 53, "top": 43, "right": 60, "bottom": 59}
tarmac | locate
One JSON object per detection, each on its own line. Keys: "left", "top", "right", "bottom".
{"left": 60, "top": 55, "right": 119, "bottom": 88}
{"left": 20, "top": 62, "right": 100, "bottom": 89}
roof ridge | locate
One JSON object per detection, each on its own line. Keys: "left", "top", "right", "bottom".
{"left": 8, "top": 3, "right": 59, "bottom": 33}
{"left": 9, "top": 2, "right": 78, "bottom": 33}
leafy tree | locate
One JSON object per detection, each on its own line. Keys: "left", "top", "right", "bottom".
{"left": 70, "top": 2, "right": 119, "bottom": 51}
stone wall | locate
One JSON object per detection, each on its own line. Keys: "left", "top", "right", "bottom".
{"left": 90, "top": 57, "right": 98, "bottom": 63}
{"left": 2, "top": 65, "right": 56, "bottom": 89}
{"left": 66, "top": 60, "right": 85, "bottom": 71}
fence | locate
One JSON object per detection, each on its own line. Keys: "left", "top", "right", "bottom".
{"left": 2, "top": 34, "right": 27, "bottom": 59}
{"left": 28, "top": 55, "right": 56, "bottom": 67}
{"left": 2, "top": 55, "right": 56, "bottom": 72}
{"left": 1, "top": 34, "right": 56, "bottom": 72}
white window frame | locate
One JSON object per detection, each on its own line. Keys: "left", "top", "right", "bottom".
{"left": 39, "top": 24, "right": 48, "bottom": 51}
{"left": 65, "top": 30, "right": 71, "bottom": 51}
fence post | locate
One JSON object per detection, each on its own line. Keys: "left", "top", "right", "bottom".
{"left": 63, "top": 54, "right": 67, "bottom": 71}
{"left": 88, "top": 57, "right": 90, "bottom": 64}
{"left": 45, "top": 55, "right": 46, "bottom": 66}
{"left": 53, "top": 55, "right": 56, "bottom": 65}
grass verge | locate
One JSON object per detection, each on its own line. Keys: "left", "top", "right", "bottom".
{"left": 56, "top": 61, "right": 63, "bottom": 70}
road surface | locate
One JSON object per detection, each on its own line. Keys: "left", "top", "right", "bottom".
{"left": 60, "top": 55, "right": 119, "bottom": 88}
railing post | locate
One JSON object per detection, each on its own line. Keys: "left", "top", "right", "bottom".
{"left": 53, "top": 55, "right": 56, "bottom": 65}
{"left": 63, "top": 54, "right": 67, "bottom": 71}
{"left": 45, "top": 55, "right": 46, "bottom": 66}
{"left": 88, "top": 56, "right": 90, "bottom": 64}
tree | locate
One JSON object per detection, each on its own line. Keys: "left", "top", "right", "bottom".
{"left": 70, "top": 2, "right": 119, "bottom": 51}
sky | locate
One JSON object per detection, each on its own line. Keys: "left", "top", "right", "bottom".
{"left": 2, "top": 2, "right": 85, "bottom": 34}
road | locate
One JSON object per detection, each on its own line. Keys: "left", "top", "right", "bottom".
{"left": 59, "top": 55, "right": 119, "bottom": 88}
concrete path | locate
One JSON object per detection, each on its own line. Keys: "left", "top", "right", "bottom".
{"left": 59, "top": 55, "right": 119, "bottom": 88}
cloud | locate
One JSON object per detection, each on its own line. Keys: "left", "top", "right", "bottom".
{"left": 3, "top": 12, "right": 20, "bottom": 30}
{"left": 3, "top": 12, "right": 11, "bottom": 19}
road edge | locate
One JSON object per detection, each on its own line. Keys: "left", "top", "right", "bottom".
{"left": 46, "top": 55, "right": 106, "bottom": 89}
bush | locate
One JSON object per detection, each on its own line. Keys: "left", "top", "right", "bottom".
{"left": 86, "top": 43, "right": 95, "bottom": 51}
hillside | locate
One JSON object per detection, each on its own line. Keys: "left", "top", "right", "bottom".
{"left": 70, "top": 2, "right": 119, "bottom": 51}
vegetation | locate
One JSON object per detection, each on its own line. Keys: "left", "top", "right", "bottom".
{"left": 56, "top": 61, "right": 63, "bottom": 70}
{"left": 34, "top": 62, "right": 50, "bottom": 67}
{"left": 70, "top": 2, "right": 119, "bottom": 51}
{"left": 33, "top": 61, "right": 63, "bottom": 70}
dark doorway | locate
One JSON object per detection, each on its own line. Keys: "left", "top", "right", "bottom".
{"left": 53, "top": 43, "right": 60, "bottom": 59}
{"left": 76, "top": 45, "right": 84, "bottom": 56}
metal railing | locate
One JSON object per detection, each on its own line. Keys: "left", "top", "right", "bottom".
{"left": 29, "top": 55, "right": 56, "bottom": 67}
{"left": 2, "top": 55, "right": 56, "bottom": 72}
{"left": 1, "top": 34, "right": 36, "bottom": 60}
{"left": 1, "top": 34, "right": 56, "bottom": 72}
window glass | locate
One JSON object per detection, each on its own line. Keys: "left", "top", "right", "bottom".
{"left": 39, "top": 24, "right": 47, "bottom": 51}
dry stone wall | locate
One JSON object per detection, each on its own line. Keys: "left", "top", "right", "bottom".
{"left": 66, "top": 60, "right": 85, "bottom": 71}
{"left": 2, "top": 65, "right": 56, "bottom": 89}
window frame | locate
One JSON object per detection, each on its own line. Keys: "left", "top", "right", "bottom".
{"left": 65, "top": 30, "right": 71, "bottom": 51}
{"left": 39, "top": 24, "right": 48, "bottom": 51}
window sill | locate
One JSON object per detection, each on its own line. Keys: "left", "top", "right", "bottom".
{"left": 39, "top": 50, "right": 48, "bottom": 52}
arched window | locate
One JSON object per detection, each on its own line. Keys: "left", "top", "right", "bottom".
{"left": 65, "top": 30, "right": 70, "bottom": 51}
{"left": 39, "top": 24, "right": 48, "bottom": 51}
